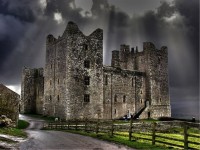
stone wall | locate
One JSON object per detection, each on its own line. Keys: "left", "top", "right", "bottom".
{"left": 0, "top": 84, "right": 19, "bottom": 125}
{"left": 103, "top": 67, "right": 146, "bottom": 119}
{"left": 21, "top": 67, "right": 44, "bottom": 114}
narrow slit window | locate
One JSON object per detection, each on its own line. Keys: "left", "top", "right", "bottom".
{"left": 105, "top": 75, "right": 108, "bottom": 85}
{"left": 49, "top": 95, "right": 52, "bottom": 101}
{"left": 114, "top": 95, "right": 117, "bottom": 102}
{"left": 114, "top": 109, "right": 117, "bottom": 114}
{"left": 123, "top": 95, "right": 126, "bottom": 103}
{"left": 57, "top": 95, "right": 60, "bottom": 101}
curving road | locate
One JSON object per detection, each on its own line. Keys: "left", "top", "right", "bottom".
{"left": 19, "top": 115, "right": 135, "bottom": 150}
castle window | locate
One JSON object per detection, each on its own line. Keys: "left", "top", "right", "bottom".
{"left": 84, "top": 94, "right": 90, "bottom": 102}
{"left": 84, "top": 44, "right": 88, "bottom": 50}
{"left": 50, "top": 80, "right": 52, "bottom": 85}
{"left": 140, "top": 90, "right": 143, "bottom": 94}
{"left": 105, "top": 75, "right": 108, "bottom": 85}
{"left": 51, "top": 64, "right": 52, "bottom": 69}
{"left": 159, "top": 98, "right": 162, "bottom": 102}
{"left": 123, "top": 95, "right": 126, "bottom": 103}
{"left": 57, "top": 95, "right": 60, "bottom": 101}
{"left": 49, "top": 95, "right": 52, "bottom": 101}
{"left": 140, "top": 99, "right": 143, "bottom": 104}
{"left": 84, "top": 60, "right": 90, "bottom": 68}
{"left": 132, "top": 78, "right": 134, "bottom": 87}
{"left": 114, "top": 95, "right": 117, "bottom": 102}
{"left": 84, "top": 76, "right": 90, "bottom": 85}
{"left": 158, "top": 57, "right": 161, "bottom": 63}
{"left": 114, "top": 109, "right": 117, "bottom": 114}
{"left": 58, "top": 79, "right": 59, "bottom": 84}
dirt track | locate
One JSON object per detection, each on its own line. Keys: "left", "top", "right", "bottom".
{"left": 19, "top": 115, "right": 135, "bottom": 150}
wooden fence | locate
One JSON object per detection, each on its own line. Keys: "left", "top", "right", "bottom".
{"left": 45, "top": 119, "right": 200, "bottom": 150}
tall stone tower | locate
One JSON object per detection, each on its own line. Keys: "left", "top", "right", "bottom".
{"left": 21, "top": 67, "right": 44, "bottom": 114}
{"left": 43, "top": 21, "right": 104, "bottom": 119}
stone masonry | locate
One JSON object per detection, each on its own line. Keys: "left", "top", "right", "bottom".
{"left": 0, "top": 84, "right": 19, "bottom": 126}
{"left": 21, "top": 21, "right": 171, "bottom": 120}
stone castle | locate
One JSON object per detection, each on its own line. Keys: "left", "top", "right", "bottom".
{"left": 21, "top": 21, "right": 171, "bottom": 120}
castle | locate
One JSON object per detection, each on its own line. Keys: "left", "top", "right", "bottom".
{"left": 21, "top": 21, "right": 171, "bottom": 120}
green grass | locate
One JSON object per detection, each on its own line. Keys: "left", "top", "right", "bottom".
{"left": 46, "top": 125, "right": 200, "bottom": 150}
{"left": 0, "top": 127, "right": 27, "bottom": 137}
{"left": 0, "top": 119, "right": 29, "bottom": 138}
{"left": 62, "top": 129, "right": 171, "bottom": 150}
{"left": 17, "top": 120, "right": 30, "bottom": 129}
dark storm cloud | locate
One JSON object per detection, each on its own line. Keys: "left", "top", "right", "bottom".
{"left": 0, "top": 0, "right": 36, "bottom": 22}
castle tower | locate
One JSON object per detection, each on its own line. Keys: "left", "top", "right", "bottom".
{"left": 119, "top": 44, "right": 130, "bottom": 69}
{"left": 21, "top": 67, "right": 44, "bottom": 114}
{"left": 43, "top": 21, "right": 104, "bottom": 120}
{"left": 139, "top": 42, "right": 171, "bottom": 118}
{"left": 111, "top": 50, "right": 120, "bottom": 68}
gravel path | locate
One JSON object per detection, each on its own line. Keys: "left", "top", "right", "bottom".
{"left": 19, "top": 115, "right": 135, "bottom": 150}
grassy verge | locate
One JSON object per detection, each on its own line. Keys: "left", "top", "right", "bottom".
{"left": 0, "top": 127, "right": 27, "bottom": 138}
{"left": 17, "top": 120, "right": 30, "bottom": 129}
{"left": 51, "top": 129, "right": 174, "bottom": 150}
{"left": 0, "top": 120, "right": 29, "bottom": 138}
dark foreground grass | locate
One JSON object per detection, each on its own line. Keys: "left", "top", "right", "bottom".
{"left": 53, "top": 129, "right": 175, "bottom": 150}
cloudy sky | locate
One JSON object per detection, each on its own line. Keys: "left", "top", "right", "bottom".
{"left": 0, "top": 0, "right": 199, "bottom": 118}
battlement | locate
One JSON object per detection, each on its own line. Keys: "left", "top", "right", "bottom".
{"left": 22, "top": 67, "right": 43, "bottom": 77}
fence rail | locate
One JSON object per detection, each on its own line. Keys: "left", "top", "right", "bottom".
{"left": 45, "top": 119, "right": 200, "bottom": 150}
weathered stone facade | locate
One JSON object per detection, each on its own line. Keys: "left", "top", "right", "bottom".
{"left": 21, "top": 21, "right": 171, "bottom": 120}
{"left": 0, "top": 84, "right": 19, "bottom": 125}
{"left": 21, "top": 67, "right": 44, "bottom": 114}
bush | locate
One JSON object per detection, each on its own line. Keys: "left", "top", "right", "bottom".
{"left": 17, "top": 120, "right": 30, "bottom": 129}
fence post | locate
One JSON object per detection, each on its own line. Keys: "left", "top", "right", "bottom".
{"left": 129, "top": 117, "right": 133, "bottom": 141}
{"left": 184, "top": 124, "right": 188, "bottom": 149}
{"left": 110, "top": 119, "right": 114, "bottom": 137}
{"left": 75, "top": 119, "right": 78, "bottom": 130}
{"left": 152, "top": 122, "right": 156, "bottom": 145}
{"left": 67, "top": 120, "right": 70, "bottom": 130}
{"left": 84, "top": 118, "right": 87, "bottom": 132}
{"left": 96, "top": 119, "right": 99, "bottom": 135}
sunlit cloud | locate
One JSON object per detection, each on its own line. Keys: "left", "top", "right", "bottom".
{"left": 6, "top": 85, "right": 21, "bottom": 95}
{"left": 54, "top": 12, "right": 63, "bottom": 24}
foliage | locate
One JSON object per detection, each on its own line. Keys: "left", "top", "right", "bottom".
{"left": 17, "top": 120, "right": 30, "bottom": 129}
